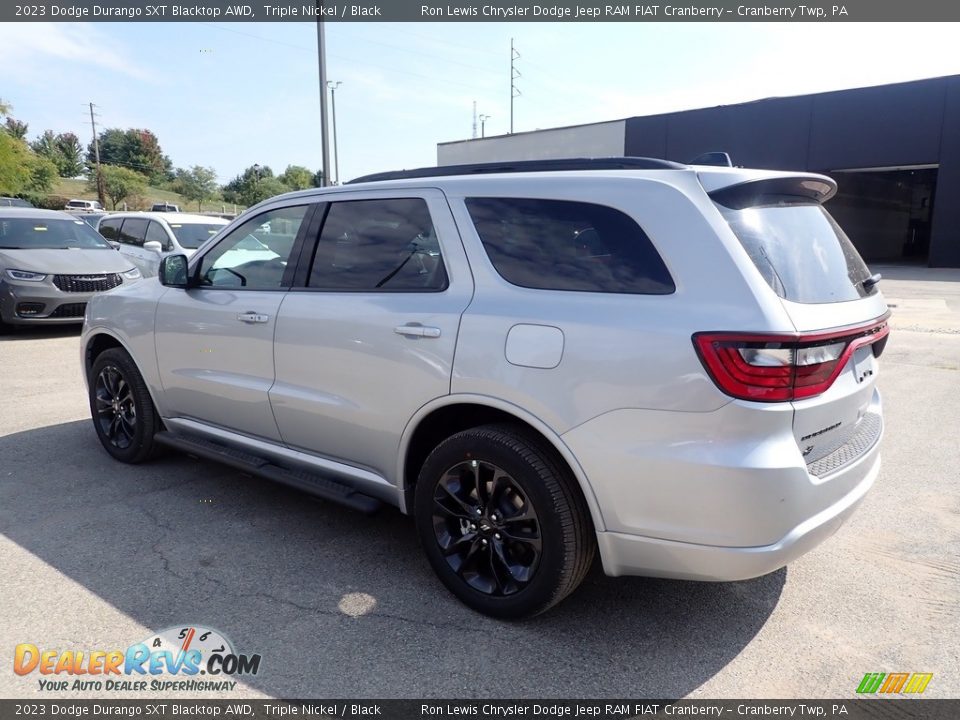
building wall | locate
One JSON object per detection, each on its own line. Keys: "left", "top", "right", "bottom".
{"left": 438, "top": 120, "right": 626, "bottom": 166}
{"left": 434, "top": 76, "right": 960, "bottom": 267}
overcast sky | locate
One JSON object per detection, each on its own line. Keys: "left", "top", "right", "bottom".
{"left": 2, "top": 21, "right": 960, "bottom": 183}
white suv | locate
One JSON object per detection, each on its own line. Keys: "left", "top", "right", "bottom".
{"left": 80, "top": 158, "right": 888, "bottom": 618}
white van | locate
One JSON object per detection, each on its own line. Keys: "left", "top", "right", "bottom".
{"left": 96, "top": 212, "right": 228, "bottom": 277}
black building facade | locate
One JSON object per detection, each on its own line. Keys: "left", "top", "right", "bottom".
{"left": 438, "top": 75, "right": 960, "bottom": 267}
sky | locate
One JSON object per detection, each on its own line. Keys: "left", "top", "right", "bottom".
{"left": 1, "top": 21, "right": 960, "bottom": 184}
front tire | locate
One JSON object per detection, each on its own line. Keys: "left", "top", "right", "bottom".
{"left": 89, "top": 348, "right": 161, "bottom": 463}
{"left": 414, "top": 424, "right": 594, "bottom": 619}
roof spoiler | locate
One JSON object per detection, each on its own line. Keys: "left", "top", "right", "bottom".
{"left": 709, "top": 176, "right": 837, "bottom": 208}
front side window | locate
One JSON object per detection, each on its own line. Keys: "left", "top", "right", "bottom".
{"left": 198, "top": 205, "right": 308, "bottom": 289}
{"left": 145, "top": 221, "right": 171, "bottom": 251}
{"left": 308, "top": 198, "right": 447, "bottom": 292}
{"left": 465, "top": 197, "right": 674, "bottom": 294}
{"left": 118, "top": 218, "right": 148, "bottom": 247}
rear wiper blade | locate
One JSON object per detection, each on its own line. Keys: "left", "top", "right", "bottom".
{"left": 862, "top": 273, "right": 882, "bottom": 290}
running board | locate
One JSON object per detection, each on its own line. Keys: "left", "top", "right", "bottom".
{"left": 154, "top": 431, "right": 382, "bottom": 514}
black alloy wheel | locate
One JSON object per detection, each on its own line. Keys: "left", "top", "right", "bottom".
{"left": 432, "top": 459, "right": 542, "bottom": 597}
{"left": 88, "top": 348, "right": 161, "bottom": 463}
{"left": 415, "top": 424, "right": 594, "bottom": 618}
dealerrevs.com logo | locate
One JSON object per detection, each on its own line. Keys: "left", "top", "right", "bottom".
{"left": 14, "top": 625, "right": 262, "bottom": 693}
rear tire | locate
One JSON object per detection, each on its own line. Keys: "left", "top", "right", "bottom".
{"left": 89, "top": 348, "right": 161, "bottom": 463}
{"left": 414, "top": 424, "right": 594, "bottom": 619}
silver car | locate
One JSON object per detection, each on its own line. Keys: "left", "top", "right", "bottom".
{"left": 0, "top": 209, "right": 141, "bottom": 329}
{"left": 80, "top": 159, "right": 888, "bottom": 618}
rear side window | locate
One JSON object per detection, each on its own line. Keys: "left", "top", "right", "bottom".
{"left": 465, "top": 198, "right": 674, "bottom": 294}
{"left": 308, "top": 198, "right": 448, "bottom": 292}
{"left": 118, "top": 218, "right": 148, "bottom": 247}
{"left": 715, "top": 198, "right": 875, "bottom": 304}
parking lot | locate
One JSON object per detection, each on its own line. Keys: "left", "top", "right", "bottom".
{"left": 1, "top": 266, "right": 958, "bottom": 699}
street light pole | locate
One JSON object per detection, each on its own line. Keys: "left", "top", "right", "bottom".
{"left": 479, "top": 114, "right": 491, "bottom": 138}
{"left": 327, "top": 81, "right": 342, "bottom": 184}
{"left": 316, "top": 16, "right": 330, "bottom": 187}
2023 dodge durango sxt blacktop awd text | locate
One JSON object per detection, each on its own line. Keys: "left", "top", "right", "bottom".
{"left": 80, "top": 158, "right": 888, "bottom": 618}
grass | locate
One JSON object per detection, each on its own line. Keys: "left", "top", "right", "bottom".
{"left": 51, "top": 178, "right": 241, "bottom": 214}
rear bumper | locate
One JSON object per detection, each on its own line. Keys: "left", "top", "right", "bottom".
{"left": 563, "top": 390, "right": 882, "bottom": 580}
{"left": 596, "top": 443, "right": 879, "bottom": 580}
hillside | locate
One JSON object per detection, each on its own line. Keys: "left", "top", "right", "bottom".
{"left": 52, "top": 178, "right": 240, "bottom": 213}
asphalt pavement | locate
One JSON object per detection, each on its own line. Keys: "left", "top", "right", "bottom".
{"left": 0, "top": 267, "right": 957, "bottom": 699}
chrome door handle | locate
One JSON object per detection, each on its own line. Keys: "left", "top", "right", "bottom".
{"left": 237, "top": 312, "right": 269, "bottom": 324}
{"left": 394, "top": 325, "right": 441, "bottom": 338}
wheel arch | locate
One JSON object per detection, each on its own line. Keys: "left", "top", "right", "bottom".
{"left": 398, "top": 394, "right": 606, "bottom": 532}
{"left": 83, "top": 328, "right": 166, "bottom": 419}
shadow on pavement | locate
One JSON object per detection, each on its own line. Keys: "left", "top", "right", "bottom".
{"left": 0, "top": 419, "right": 785, "bottom": 698}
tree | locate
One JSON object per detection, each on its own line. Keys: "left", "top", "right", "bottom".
{"left": 222, "top": 164, "right": 287, "bottom": 206}
{"left": 0, "top": 99, "right": 10, "bottom": 117}
{"left": 311, "top": 169, "right": 325, "bottom": 187}
{"left": 56, "top": 133, "right": 84, "bottom": 177}
{"left": 0, "top": 132, "right": 56, "bottom": 195}
{"left": 174, "top": 165, "right": 219, "bottom": 211}
{"left": 4, "top": 117, "right": 28, "bottom": 140}
{"left": 278, "top": 164, "right": 313, "bottom": 190}
{"left": 89, "top": 165, "right": 146, "bottom": 210}
{"left": 87, "top": 128, "right": 172, "bottom": 183}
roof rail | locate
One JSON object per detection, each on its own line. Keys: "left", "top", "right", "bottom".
{"left": 347, "top": 156, "right": 685, "bottom": 184}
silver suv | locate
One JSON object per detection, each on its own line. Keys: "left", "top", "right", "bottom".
{"left": 80, "top": 158, "right": 888, "bottom": 618}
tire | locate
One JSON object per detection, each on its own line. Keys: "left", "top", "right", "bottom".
{"left": 88, "top": 348, "right": 162, "bottom": 464}
{"left": 414, "top": 424, "right": 595, "bottom": 619}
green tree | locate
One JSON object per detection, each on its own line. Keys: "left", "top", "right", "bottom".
{"left": 278, "top": 164, "right": 313, "bottom": 190}
{"left": 311, "top": 169, "right": 325, "bottom": 187}
{"left": 4, "top": 117, "right": 28, "bottom": 140}
{"left": 222, "top": 165, "right": 287, "bottom": 206}
{"left": 0, "top": 132, "right": 56, "bottom": 195}
{"left": 89, "top": 164, "right": 147, "bottom": 210}
{"left": 0, "top": 99, "right": 10, "bottom": 117}
{"left": 87, "top": 128, "right": 172, "bottom": 183}
{"left": 174, "top": 165, "right": 219, "bottom": 211}
{"left": 56, "top": 133, "right": 84, "bottom": 177}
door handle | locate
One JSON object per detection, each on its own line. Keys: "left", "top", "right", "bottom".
{"left": 237, "top": 311, "right": 269, "bottom": 324}
{"left": 394, "top": 325, "right": 441, "bottom": 338}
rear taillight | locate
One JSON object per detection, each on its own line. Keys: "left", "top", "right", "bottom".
{"left": 694, "top": 316, "right": 890, "bottom": 402}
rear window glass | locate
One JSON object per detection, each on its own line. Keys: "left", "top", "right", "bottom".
{"left": 715, "top": 198, "right": 875, "bottom": 304}
{"left": 465, "top": 198, "right": 674, "bottom": 295}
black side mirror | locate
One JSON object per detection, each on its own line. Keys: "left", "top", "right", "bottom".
{"left": 159, "top": 254, "right": 191, "bottom": 288}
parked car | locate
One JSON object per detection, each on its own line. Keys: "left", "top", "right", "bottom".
{"left": 96, "top": 212, "right": 228, "bottom": 277}
{"left": 0, "top": 197, "right": 33, "bottom": 208}
{"left": 65, "top": 199, "right": 104, "bottom": 212}
{"left": 81, "top": 158, "right": 888, "bottom": 618}
{"left": 151, "top": 202, "right": 180, "bottom": 212}
{"left": 0, "top": 209, "right": 141, "bottom": 329}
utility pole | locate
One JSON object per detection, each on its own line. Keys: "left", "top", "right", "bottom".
{"left": 472, "top": 100, "right": 477, "bottom": 139}
{"left": 510, "top": 38, "right": 521, "bottom": 134}
{"left": 88, "top": 102, "right": 105, "bottom": 207}
{"left": 316, "top": 16, "right": 331, "bottom": 187}
{"left": 479, "top": 114, "right": 491, "bottom": 138}
{"left": 327, "top": 81, "right": 342, "bottom": 184}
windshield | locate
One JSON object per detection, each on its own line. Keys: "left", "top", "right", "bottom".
{"left": 716, "top": 199, "right": 875, "bottom": 304}
{"left": 0, "top": 217, "right": 113, "bottom": 250}
{"left": 169, "top": 223, "right": 225, "bottom": 249}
